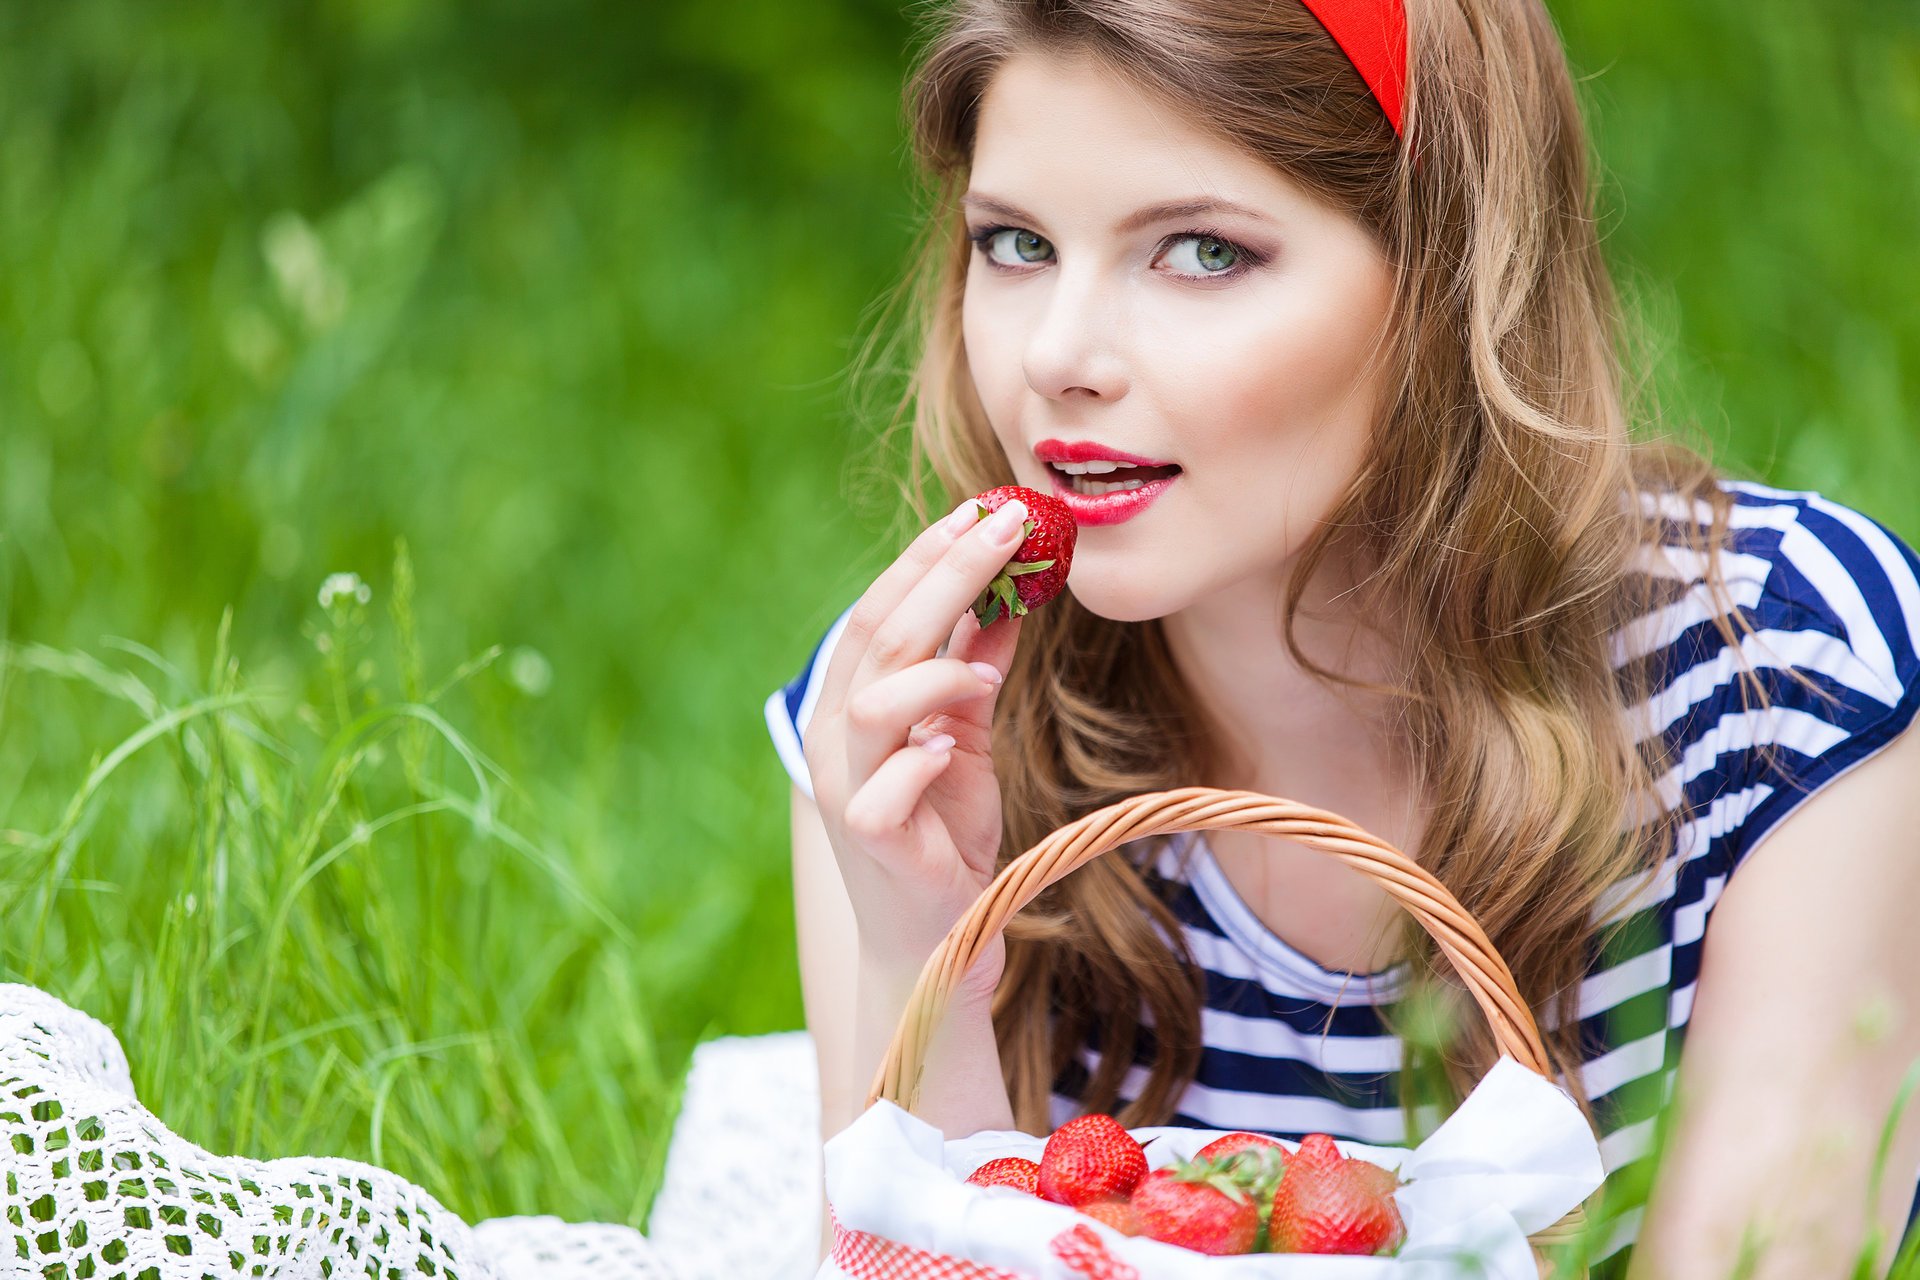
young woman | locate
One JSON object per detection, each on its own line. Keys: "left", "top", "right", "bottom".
{"left": 763, "top": 1, "right": 1920, "bottom": 1275}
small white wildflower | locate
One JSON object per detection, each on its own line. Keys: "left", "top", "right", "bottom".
{"left": 182, "top": 893, "right": 198, "bottom": 916}
{"left": 352, "top": 821, "right": 373, "bottom": 847}
{"left": 508, "top": 646, "right": 553, "bottom": 697}
{"left": 318, "top": 572, "right": 371, "bottom": 609}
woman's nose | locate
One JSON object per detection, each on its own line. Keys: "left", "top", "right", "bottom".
{"left": 1021, "top": 269, "right": 1130, "bottom": 403}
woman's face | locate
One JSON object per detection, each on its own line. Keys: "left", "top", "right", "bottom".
{"left": 961, "top": 48, "right": 1398, "bottom": 623}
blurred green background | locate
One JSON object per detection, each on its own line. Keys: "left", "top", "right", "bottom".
{"left": 1, "top": 0, "right": 1915, "bottom": 1232}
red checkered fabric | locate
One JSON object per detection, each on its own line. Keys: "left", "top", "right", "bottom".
{"left": 831, "top": 1221, "right": 1036, "bottom": 1280}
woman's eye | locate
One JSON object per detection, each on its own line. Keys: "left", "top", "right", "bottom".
{"left": 1162, "top": 234, "right": 1240, "bottom": 275}
{"left": 983, "top": 228, "right": 1054, "bottom": 266}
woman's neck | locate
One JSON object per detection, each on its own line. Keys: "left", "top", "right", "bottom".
{"left": 1157, "top": 556, "right": 1426, "bottom": 975}
{"left": 1159, "top": 554, "right": 1415, "bottom": 800}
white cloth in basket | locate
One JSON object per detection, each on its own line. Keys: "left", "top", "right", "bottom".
{"left": 821, "top": 1057, "right": 1606, "bottom": 1279}
{"left": 0, "top": 984, "right": 826, "bottom": 1280}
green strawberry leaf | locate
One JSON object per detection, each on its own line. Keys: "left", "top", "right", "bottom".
{"left": 1002, "top": 559, "right": 1056, "bottom": 577}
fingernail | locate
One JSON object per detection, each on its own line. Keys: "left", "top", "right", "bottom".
{"left": 945, "top": 499, "right": 983, "bottom": 534}
{"left": 985, "top": 499, "right": 1028, "bottom": 541}
{"left": 920, "top": 733, "right": 956, "bottom": 755}
{"left": 968, "top": 661, "right": 1003, "bottom": 686}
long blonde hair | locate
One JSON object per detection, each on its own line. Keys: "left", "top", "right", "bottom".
{"left": 861, "top": 0, "right": 1733, "bottom": 1134}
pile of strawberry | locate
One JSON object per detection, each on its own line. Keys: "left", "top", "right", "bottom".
{"left": 964, "top": 1114, "right": 1405, "bottom": 1259}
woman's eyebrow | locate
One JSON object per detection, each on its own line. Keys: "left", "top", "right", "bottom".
{"left": 960, "top": 193, "right": 1275, "bottom": 234}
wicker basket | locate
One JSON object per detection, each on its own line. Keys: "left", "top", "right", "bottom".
{"left": 865, "top": 785, "right": 1592, "bottom": 1251}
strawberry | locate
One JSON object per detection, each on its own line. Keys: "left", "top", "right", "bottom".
{"left": 1038, "top": 1114, "right": 1148, "bottom": 1207}
{"left": 1266, "top": 1157, "right": 1406, "bottom": 1256}
{"left": 1049, "top": 1223, "right": 1140, "bottom": 1280}
{"left": 965, "top": 485, "right": 1077, "bottom": 627}
{"left": 1128, "top": 1164, "right": 1261, "bottom": 1256}
{"left": 965, "top": 1156, "right": 1040, "bottom": 1195}
{"left": 1288, "top": 1133, "right": 1344, "bottom": 1170}
{"left": 1077, "top": 1197, "right": 1140, "bottom": 1236}
{"left": 1194, "top": 1132, "right": 1288, "bottom": 1164}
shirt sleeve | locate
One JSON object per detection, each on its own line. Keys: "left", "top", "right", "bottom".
{"left": 1659, "top": 484, "right": 1920, "bottom": 877}
{"left": 762, "top": 602, "right": 858, "bottom": 801}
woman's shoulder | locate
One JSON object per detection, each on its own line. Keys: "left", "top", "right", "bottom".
{"left": 1625, "top": 478, "right": 1920, "bottom": 867}
{"left": 1627, "top": 479, "right": 1920, "bottom": 697}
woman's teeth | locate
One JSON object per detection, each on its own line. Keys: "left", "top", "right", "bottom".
{"left": 1049, "top": 460, "right": 1179, "bottom": 495}
{"left": 1069, "top": 475, "right": 1151, "bottom": 495}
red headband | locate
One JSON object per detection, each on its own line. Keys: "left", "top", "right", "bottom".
{"left": 1299, "top": 0, "right": 1408, "bottom": 136}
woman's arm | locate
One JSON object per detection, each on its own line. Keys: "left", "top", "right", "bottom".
{"left": 1625, "top": 723, "right": 1920, "bottom": 1279}
{"left": 792, "top": 783, "right": 1016, "bottom": 1262}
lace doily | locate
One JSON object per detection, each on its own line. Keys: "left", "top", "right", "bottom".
{"left": 0, "top": 985, "right": 824, "bottom": 1279}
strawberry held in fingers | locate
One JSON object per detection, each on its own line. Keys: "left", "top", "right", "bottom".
{"left": 966, "top": 485, "right": 1077, "bottom": 627}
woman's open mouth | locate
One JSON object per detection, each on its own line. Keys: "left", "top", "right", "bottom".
{"left": 1046, "top": 461, "right": 1182, "bottom": 526}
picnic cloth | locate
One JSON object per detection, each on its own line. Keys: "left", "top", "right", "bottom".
{"left": 0, "top": 984, "right": 826, "bottom": 1279}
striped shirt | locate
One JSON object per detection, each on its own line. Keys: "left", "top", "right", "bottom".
{"left": 764, "top": 481, "right": 1920, "bottom": 1272}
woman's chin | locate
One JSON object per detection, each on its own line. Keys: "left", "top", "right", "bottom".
{"left": 1064, "top": 574, "right": 1179, "bottom": 625}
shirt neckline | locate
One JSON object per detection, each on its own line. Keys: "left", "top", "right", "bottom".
{"left": 1176, "top": 830, "right": 1413, "bottom": 1005}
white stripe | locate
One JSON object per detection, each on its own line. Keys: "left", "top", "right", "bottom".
{"left": 1634, "top": 627, "right": 1898, "bottom": 743}
{"left": 1600, "top": 1115, "right": 1656, "bottom": 1168}
{"left": 765, "top": 606, "right": 856, "bottom": 801}
{"left": 1592, "top": 785, "right": 1768, "bottom": 924}
{"left": 795, "top": 606, "right": 855, "bottom": 740}
{"left": 1636, "top": 490, "right": 1720, "bottom": 526}
{"left": 1671, "top": 869, "right": 1729, "bottom": 950}
{"left": 1613, "top": 548, "right": 1769, "bottom": 666}
{"left": 1628, "top": 539, "right": 1774, "bottom": 587}
{"left": 1581, "top": 1030, "right": 1667, "bottom": 1101}
{"left": 1808, "top": 492, "right": 1920, "bottom": 660}
{"left": 1653, "top": 706, "right": 1848, "bottom": 813}
{"left": 763, "top": 689, "right": 814, "bottom": 799}
{"left": 1589, "top": 1205, "right": 1645, "bottom": 1263}
{"left": 1576, "top": 948, "right": 1671, "bottom": 1019}
{"left": 1095, "top": 1058, "right": 1410, "bottom": 1143}
{"left": 1637, "top": 483, "right": 1811, "bottom": 534}
{"left": 1772, "top": 520, "right": 1902, "bottom": 701}
{"left": 1180, "top": 927, "right": 1398, "bottom": 1008}
{"left": 1196, "top": 1005, "right": 1405, "bottom": 1073}
{"left": 1668, "top": 982, "right": 1695, "bottom": 1027}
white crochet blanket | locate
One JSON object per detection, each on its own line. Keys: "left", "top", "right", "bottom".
{"left": 0, "top": 984, "right": 824, "bottom": 1279}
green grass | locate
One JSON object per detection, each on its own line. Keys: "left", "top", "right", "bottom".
{"left": 0, "top": 0, "right": 1915, "bottom": 1266}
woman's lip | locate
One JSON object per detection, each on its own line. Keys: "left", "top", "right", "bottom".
{"left": 1048, "top": 468, "right": 1180, "bottom": 526}
{"left": 1034, "top": 439, "right": 1178, "bottom": 468}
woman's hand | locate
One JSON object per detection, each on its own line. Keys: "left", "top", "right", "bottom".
{"left": 802, "top": 496, "right": 1033, "bottom": 999}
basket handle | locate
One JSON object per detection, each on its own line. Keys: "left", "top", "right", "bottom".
{"left": 867, "top": 785, "right": 1553, "bottom": 1108}
{"left": 863, "top": 786, "right": 1592, "bottom": 1255}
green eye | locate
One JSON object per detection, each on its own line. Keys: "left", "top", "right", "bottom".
{"left": 967, "top": 225, "right": 1059, "bottom": 268}
{"left": 1167, "top": 235, "right": 1239, "bottom": 274}
{"left": 1015, "top": 231, "right": 1050, "bottom": 261}
{"left": 987, "top": 228, "right": 1053, "bottom": 264}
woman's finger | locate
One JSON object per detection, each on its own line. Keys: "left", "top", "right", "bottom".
{"left": 853, "top": 498, "right": 1029, "bottom": 687}
{"left": 840, "top": 735, "right": 958, "bottom": 855}
{"left": 843, "top": 657, "right": 1004, "bottom": 786}
{"left": 928, "top": 609, "right": 1023, "bottom": 741}
{"left": 813, "top": 499, "right": 983, "bottom": 726}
